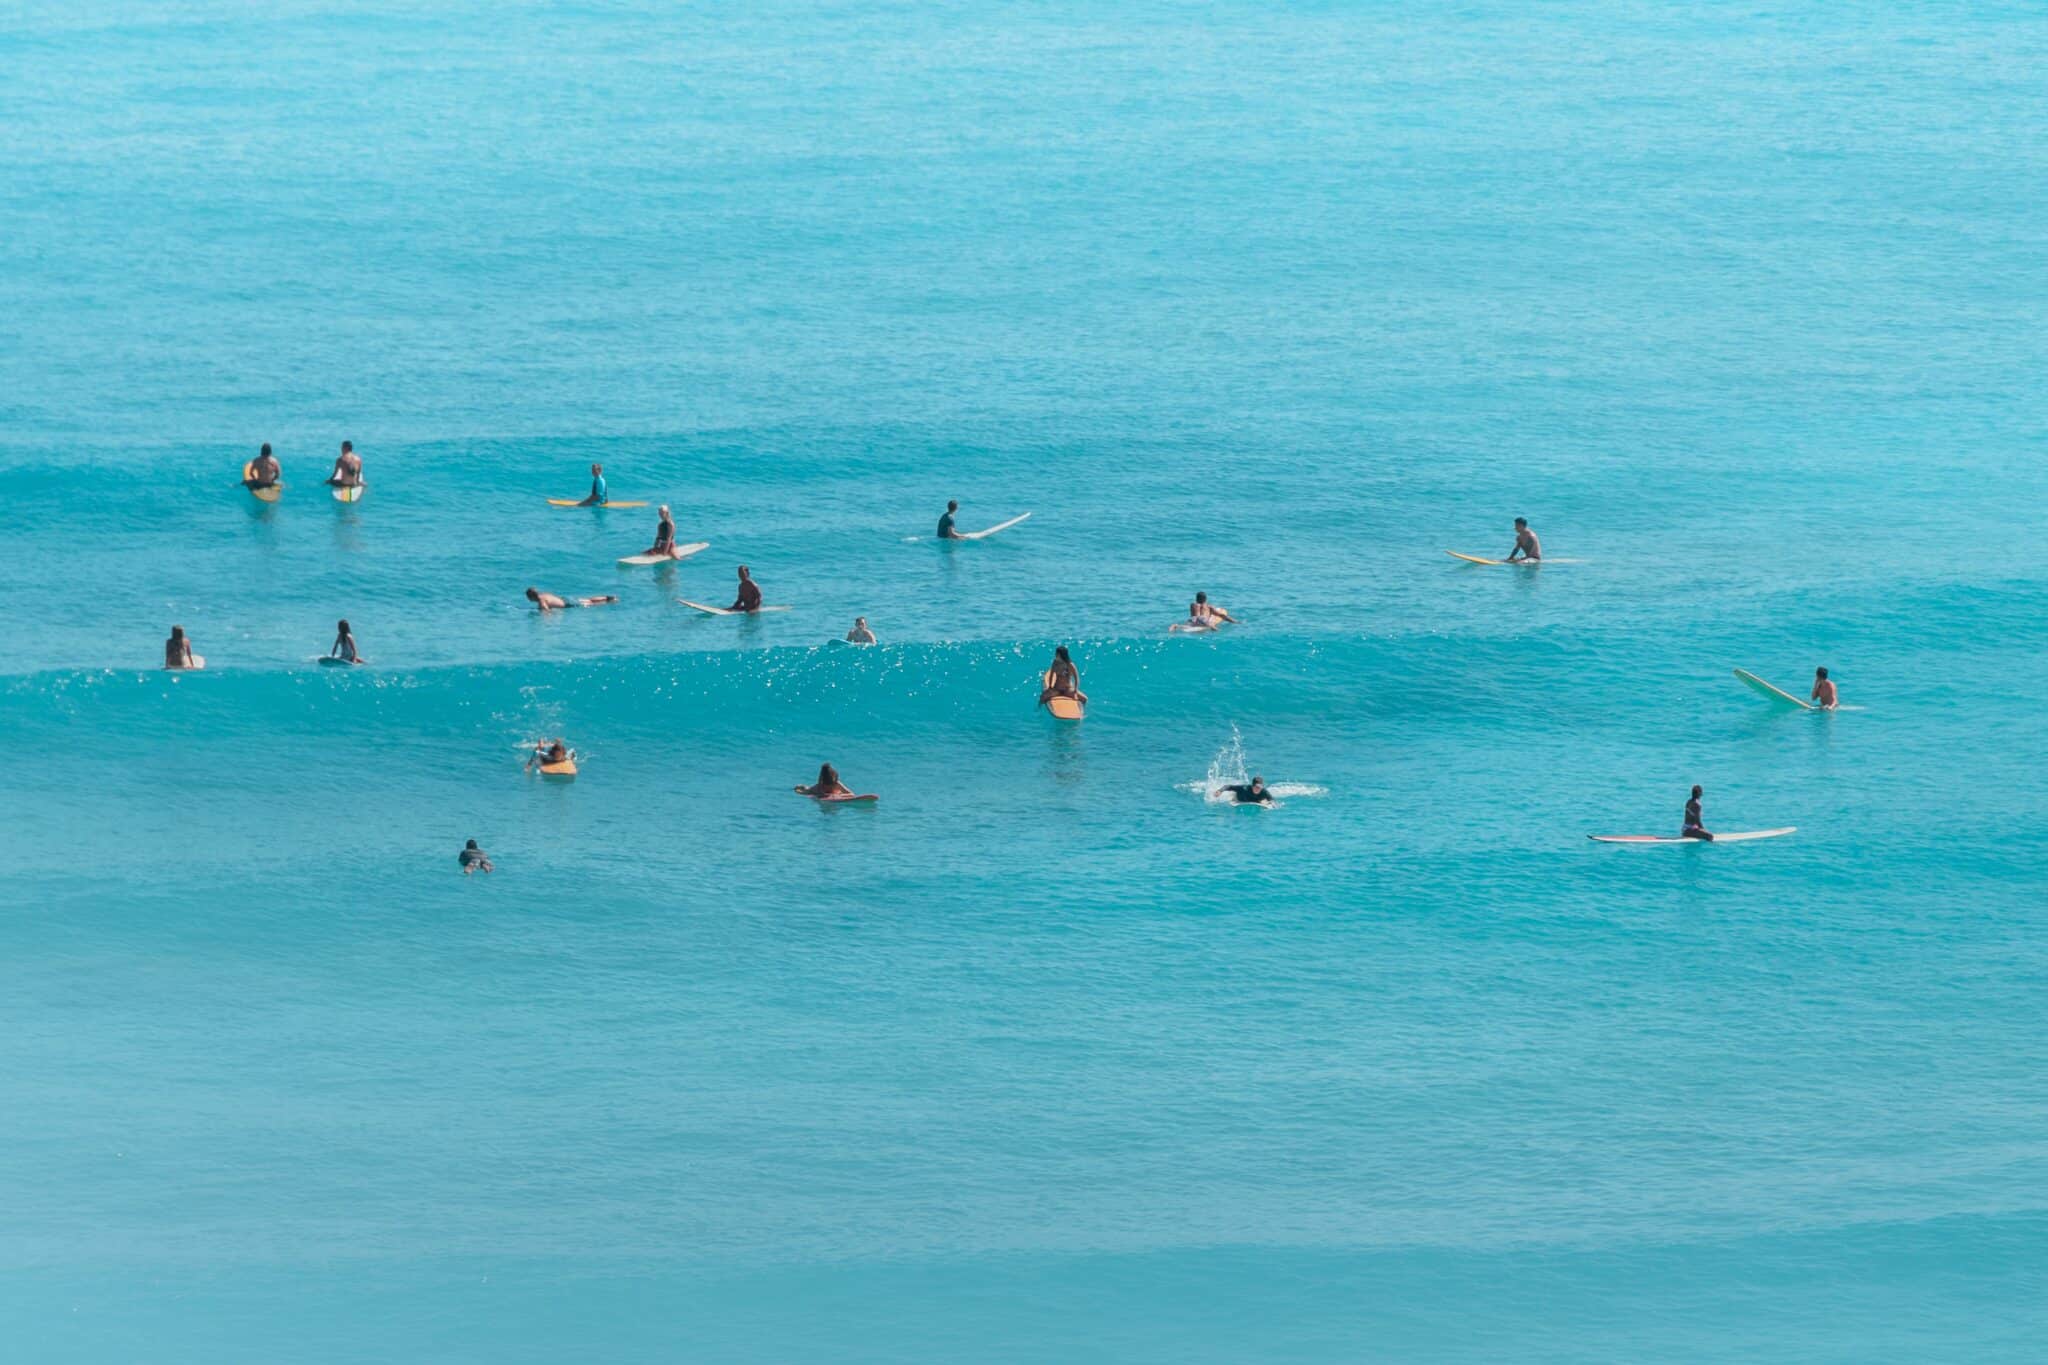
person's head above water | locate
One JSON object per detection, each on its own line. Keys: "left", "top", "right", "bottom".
{"left": 1054, "top": 645, "right": 1071, "bottom": 663}
{"left": 854, "top": 616, "right": 867, "bottom": 628}
{"left": 1195, "top": 591, "right": 1208, "bottom": 604}
{"left": 524, "top": 588, "right": 541, "bottom": 602}
{"left": 737, "top": 564, "right": 751, "bottom": 579}
{"left": 465, "top": 838, "right": 479, "bottom": 850}
{"left": 947, "top": 500, "right": 958, "bottom": 512}
{"left": 1252, "top": 775, "right": 1265, "bottom": 788}
{"left": 591, "top": 463, "right": 602, "bottom": 475}
{"left": 818, "top": 762, "right": 839, "bottom": 784}
{"left": 260, "top": 442, "right": 271, "bottom": 457}
{"left": 1815, "top": 666, "right": 1829, "bottom": 679}
{"left": 337, "top": 619, "right": 350, "bottom": 634}
{"left": 1691, "top": 784, "right": 1704, "bottom": 798}
{"left": 341, "top": 441, "right": 352, "bottom": 454}
{"left": 169, "top": 625, "right": 184, "bottom": 641}
{"left": 1514, "top": 517, "right": 1528, "bottom": 529}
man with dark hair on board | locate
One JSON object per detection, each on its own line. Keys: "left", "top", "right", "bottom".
{"left": 1811, "top": 667, "right": 1838, "bottom": 710}
{"left": 244, "top": 443, "right": 281, "bottom": 489}
{"left": 1222, "top": 776, "right": 1272, "bottom": 805}
{"left": 1506, "top": 517, "right": 1541, "bottom": 561}
{"left": 325, "top": 440, "right": 363, "bottom": 488}
{"left": 1682, "top": 785, "right": 1713, "bottom": 841}
{"left": 459, "top": 839, "right": 494, "bottom": 874}
{"left": 937, "top": 500, "right": 963, "bottom": 540}
{"left": 728, "top": 565, "right": 763, "bottom": 613}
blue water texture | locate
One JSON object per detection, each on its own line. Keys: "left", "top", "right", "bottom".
{"left": 2, "top": 2, "right": 2045, "bottom": 1361}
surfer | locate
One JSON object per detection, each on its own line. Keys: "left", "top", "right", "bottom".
{"left": 1039, "top": 645, "right": 1087, "bottom": 706}
{"left": 578, "top": 463, "right": 608, "bottom": 506}
{"left": 1190, "top": 592, "right": 1237, "bottom": 626}
{"left": 243, "top": 443, "right": 281, "bottom": 489}
{"left": 328, "top": 619, "right": 361, "bottom": 663}
{"left": 845, "top": 616, "right": 877, "bottom": 644}
{"left": 728, "top": 565, "right": 763, "bottom": 613}
{"left": 324, "top": 440, "right": 363, "bottom": 488}
{"left": 525, "top": 739, "right": 572, "bottom": 773}
{"left": 459, "top": 839, "right": 494, "bottom": 875}
{"left": 1506, "top": 517, "right": 1541, "bottom": 561}
{"left": 795, "top": 763, "right": 855, "bottom": 799}
{"left": 1811, "top": 667, "right": 1838, "bottom": 710}
{"left": 164, "top": 625, "right": 198, "bottom": 670}
{"left": 526, "top": 587, "right": 618, "bottom": 612}
{"left": 1682, "top": 785, "right": 1713, "bottom": 841}
{"left": 1221, "top": 776, "right": 1272, "bottom": 805}
{"left": 937, "top": 500, "right": 963, "bottom": 540}
{"left": 643, "top": 505, "right": 679, "bottom": 558}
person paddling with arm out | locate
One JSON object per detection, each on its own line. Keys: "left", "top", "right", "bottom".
{"left": 1506, "top": 517, "right": 1541, "bottom": 562}
{"left": 526, "top": 587, "right": 618, "bottom": 612}
{"left": 1811, "top": 667, "right": 1838, "bottom": 710}
{"left": 795, "top": 763, "right": 854, "bottom": 798}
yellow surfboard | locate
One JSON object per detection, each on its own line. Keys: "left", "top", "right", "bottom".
{"left": 539, "top": 758, "right": 578, "bottom": 779}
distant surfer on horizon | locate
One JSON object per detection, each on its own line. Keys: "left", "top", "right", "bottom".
{"left": 1222, "top": 776, "right": 1272, "bottom": 805}
{"left": 643, "top": 505, "right": 680, "bottom": 559}
{"left": 845, "top": 616, "right": 877, "bottom": 644}
{"left": 727, "top": 565, "right": 763, "bottom": 613}
{"left": 164, "top": 625, "right": 200, "bottom": 670}
{"left": 324, "top": 440, "right": 363, "bottom": 489}
{"left": 1506, "top": 517, "right": 1541, "bottom": 562}
{"left": 243, "top": 443, "right": 280, "bottom": 490}
{"left": 328, "top": 619, "right": 362, "bottom": 664}
{"left": 526, "top": 587, "right": 619, "bottom": 612}
{"left": 1811, "top": 667, "right": 1838, "bottom": 710}
{"left": 795, "top": 763, "right": 855, "bottom": 799}
{"left": 1038, "top": 645, "right": 1087, "bottom": 707}
{"left": 937, "top": 500, "right": 964, "bottom": 540}
{"left": 1682, "top": 785, "right": 1713, "bottom": 841}
{"left": 459, "top": 839, "right": 494, "bottom": 875}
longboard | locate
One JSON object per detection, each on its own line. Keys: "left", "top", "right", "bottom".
{"left": 318, "top": 655, "right": 365, "bottom": 667}
{"left": 331, "top": 482, "right": 366, "bottom": 503}
{"left": 957, "top": 512, "right": 1031, "bottom": 541}
{"left": 547, "top": 498, "right": 648, "bottom": 508}
{"left": 1446, "top": 550, "right": 1545, "bottom": 566}
{"left": 796, "top": 788, "right": 879, "bottom": 804}
{"left": 618, "top": 542, "right": 709, "bottom": 566}
{"left": 1733, "top": 668, "right": 1815, "bottom": 710}
{"left": 677, "top": 600, "right": 791, "bottom": 615}
{"left": 242, "top": 462, "right": 283, "bottom": 502}
{"left": 1589, "top": 827, "right": 1796, "bottom": 845}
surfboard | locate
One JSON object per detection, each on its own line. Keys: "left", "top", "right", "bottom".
{"left": 677, "top": 599, "right": 790, "bottom": 615}
{"left": 796, "top": 788, "right": 879, "bottom": 803}
{"left": 617, "top": 542, "right": 709, "bottom": 566}
{"left": 547, "top": 498, "right": 648, "bottom": 508}
{"left": 1447, "top": 550, "right": 1548, "bottom": 566}
{"left": 958, "top": 512, "right": 1031, "bottom": 541}
{"left": 318, "top": 655, "right": 364, "bottom": 667}
{"left": 539, "top": 758, "right": 578, "bottom": 779}
{"left": 1168, "top": 621, "right": 1217, "bottom": 634}
{"left": 1733, "top": 668, "right": 1815, "bottom": 710}
{"left": 1046, "top": 696, "right": 1085, "bottom": 720}
{"left": 1589, "top": 827, "right": 1796, "bottom": 845}
{"left": 332, "top": 482, "right": 366, "bottom": 503}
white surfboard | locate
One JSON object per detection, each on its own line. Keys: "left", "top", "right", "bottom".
{"left": 618, "top": 541, "right": 709, "bottom": 566}
{"left": 677, "top": 599, "right": 792, "bottom": 616}
{"left": 332, "top": 482, "right": 366, "bottom": 503}
{"left": 1168, "top": 621, "right": 1217, "bottom": 634}
{"left": 1733, "top": 668, "right": 1814, "bottom": 710}
{"left": 1589, "top": 827, "right": 1796, "bottom": 845}
{"left": 958, "top": 512, "right": 1031, "bottom": 541}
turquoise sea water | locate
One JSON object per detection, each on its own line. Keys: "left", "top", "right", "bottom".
{"left": 4, "top": 2, "right": 2046, "bottom": 1360}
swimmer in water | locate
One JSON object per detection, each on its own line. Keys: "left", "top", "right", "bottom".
{"left": 1506, "top": 517, "right": 1541, "bottom": 562}
{"left": 324, "top": 440, "right": 363, "bottom": 488}
{"left": 937, "top": 500, "right": 964, "bottom": 540}
{"left": 1221, "top": 776, "right": 1272, "bottom": 805}
{"left": 845, "top": 616, "right": 877, "bottom": 644}
{"left": 795, "top": 763, "right": 855, "bottom": 798}
{"left": 244, "top": 443, "right": 281, "bottom": 490}
{"left": 164, "top": 625, "right": 199, "bottom": 670}
{"left": 525, "top": 739, "right": 573, "bottom": 772}
{"left": 578, "top": 463, "right": 608, "bottom": 506}
{"left": 459, "top": 839, "right": 494, "bottom": 875}
{"left": 525, "top": 587, "right": 619, "bottom": 612}
{"left": 1682, "top": 784, "right": 1713, "bottom": 841}
{"left": 328, "top": 618, "right": 362, "bottom": 663}
{"left": 728, "top": 565, "right": 763, "bottom": 613}
{"left": 1811, "top": 667, "right": 1838, "bottom": 710}
{"left": 643, "top": 505, "right": 679, "bottom": 558}
{"left": 1038, "top": 645, "right": 1087, "bottom": 706}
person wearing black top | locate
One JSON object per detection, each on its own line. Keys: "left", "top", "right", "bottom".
{"left": 1223, "top": 776, "right": 1272, "bottom": 805}
{"left": 1682, "top": 784, "right": 1713, "bottom": 841}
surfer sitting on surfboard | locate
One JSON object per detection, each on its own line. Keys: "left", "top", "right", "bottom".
{"left": 525, "top": 739, "right": 573, "bottom": 773}
{"left": 1812, "top": 667, "right": 1838, "bottom": 710}
{"left": 1190, "top": 592, "right": 1237, "bottom": 627}
{"left": 1038, "top": 646, "right": 1087, "bottom": 707}
{"left": 795, "top": 763, "right": 854, "bottom": 799}
{"left": 727, "top": 565, "right": 764, "bottom": 613}
{"left": 1682, "top": 785, "right": 1713, "bottom": 841}
{"left": 526, "top": 587, "right": 619, "bottom": 612}
{"left": 578, "top": 464, "right": 607, "bottom": 506}
{"left": 643, "top": 505, "right": 681, "bottom": 559}
{"left": 1222, "top": 776, "right": 1272, "bottom": 805}
{"left": 164, "top": 625, "right": 199, "bottom": 670}
{"left": 845, "top": 616, "right": 877, "bottom": 644}
{"left": 324, "top": 441, "right": 363, "bottom": 489}
{"left": 243, "top": 443, "right": 280, "bottom": 490}
{"left": 1507, "top": 517, "right": 1541, "bottom": 562}
{"left": 937, "top": 500, "right": 963, "bottom": 540}
{"left": 459, "top": 839, "right": 494, "bottom": 875}
{"left": 328, "top": 619, "right": 361, "bottom": 664}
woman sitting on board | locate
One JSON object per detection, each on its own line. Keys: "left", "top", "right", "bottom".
{"left": 328, "top": 619, "right": 361, "bottom": 664}
{"left": 643, "top": 505, "right": 679, "bottom": 559}
{"left": 324, "top": 441, "right": 363, "bottom": 488}
{"left": 526, "top": 587, "right": 619, "bottom": 612}
{"left": 525, "top": 739, "right": 573, "bottom": 773}
{"left": 1682, "top": 785, "right": 1713, "bottom": 841}
{"left": 1811, "top": 667, "right": 1838, "bottom": 710}
{"left": 164, "top": 625, "right": 200, "bottom": 670}
{"left": 1038, "top": 646, "right": 1087, "bottom": 706}
{"left": 795, "top": 763, "right": 855, "bottom": 799}
{"left": 845, "top": 616, "right": 877, "bottom": 644}
{"left": 243, "top": 443, "right": 281, "bottom": 489}
{"left": 727, "top": 565, "right": 763, "bottom": 613}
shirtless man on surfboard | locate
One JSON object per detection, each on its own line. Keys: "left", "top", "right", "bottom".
{"left": 324, "top": 441, "right": 363, "bottom": 489}
{"left": 1811, "top": 668, "right": 1838, "bottom": 709}
{"left": 526, "top": 587, "right": 619, "bottom": 612}
{"left": 727, "top": 565, "right": 764, "bottom": 613}
{"left": 1506, "top": 517, "right": 1541, "bottom": 562}
{"left": 243, "top": 443, "right": 281, "bottom": 490}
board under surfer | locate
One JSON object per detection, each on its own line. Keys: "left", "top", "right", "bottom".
{"left": 1682, "top": 785, "right": 1713, "bottom": 841}
{"left": 1221, "top": 776, "right": 1272, "bottom": 805}
{"left": 577, "top": 464, "right": 608, "bottom": 506}
{"left": 795, "top": 763, "right": 855, "bottom": 799}
{"left": 727, "top": 565, "right": 764, "bottom": 613}
{"left": 1811, "top": 667, "right": 1838, "bottom": 709}
{"left": 1039, "top": 645, "right": 1087, "bottom": 707}
{"left": 1507, "top": 517, "right": 1541, "bottom": 562}
{"left": 328, "top": 619, "right": 362, "bottom": 664}
{"left": 526, "top": 587, "right": 619, "bottom": 612}
{"left": 324, "top": 440, "right": 363, "bottom": 490}
{"left": 243, "top": 443, "right": 280, "bottom": 490}
{"left": 459, "top": 839, "right": 494, "bottom": 875}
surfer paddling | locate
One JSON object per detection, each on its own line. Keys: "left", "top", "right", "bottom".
{"left": 727, "top": 565, "right": 764, "bottom": 613}
{"left": 1181, "top": 591, "right": 1238, "bottom": 629}
{"left": 328, "top": 619, "right": 363, "bottom": 664}
{"left": 1039, "top": 645, "right": 1087, "bottom": 707}
{"left": 577, "top": 463, "right": 608, "bottom": 506}
{"left": 459, "top": 839, "right": 494, "bottom": 875}
{"left": 795, "top": 763, "right": 855, "bottom": 798}
{"left": 324, "top": 440, "right": 363, "bottom": 489}
{"left": 1682, "top": 785, "right": 1713, "bottom": 841}
{"left": 1506, "top": 517, "right": 1541, "bottom": 562}
{"left": 526, "top": 587, "right": 618, "bottom": 612}
{"left": 243, "top": 443, "right": 280, "bottom": 490}
{"left": 525, "top": 739, "right": 573, "bottom": 773}
{"left": 1811, "top": 667, "right": 1838, "bottom": 709}
{"left": 845, "top": 616, "right": 877, "bottom": 644}
{"left": 1221, "top": 776, "right": 1272, "bottom": 805}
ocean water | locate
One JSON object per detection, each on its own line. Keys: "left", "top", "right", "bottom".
{"left": 3, "top": 2, "right": 2046, "bottom": 1360}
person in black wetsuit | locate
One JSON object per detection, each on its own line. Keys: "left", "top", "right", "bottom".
{"left": 459, "top": 839, "right": 494, "bottom": 874}
{"left": 644, "top": 505, "right": 678, "bottom": 558}
{"left": 1682, "top": 784, "right": 1713, "bottom": 840}
{"left": 938, "top": 500, "right": 963, "bottom": 539}
{"left": 1222, "top": 776, "right": 1272, "bottom": 805}
{"left": 729, "top": 565, "right": 763, "bottom": 613}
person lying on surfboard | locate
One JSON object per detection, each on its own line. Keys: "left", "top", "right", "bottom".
{"left": 643, "top": 505, "right": 681, "bottom": 558}
{"left": 795, "top": 763, "right": 855, "bottom": 799}
{"left": 937, "top": 500, "right": 963, "bottom": 540}
{"left": 243, "top": 443, "right": 281, "bottom": 489}
{"left": 328, "top": 619, "right": 362, "bottom": 663}
{"left": 1190, "top": 592, "right": 1237, "bottom": 626}
{"left": 459, "top": 839, "right": 494, "bottom": 875}
{"left": 525, "top": 739, "right": 572, "bottom": 773}
{"left": 1506, "top": 517, "right": 1541, "bottom": 561}
{"left": 526, "top": 587, "right": 619, "bottom": 612}
{"left": 845, "top": 616, "right": 877, "bottom": 644}
{"left": 727, "top": 565, "right": 764, "bottom": 613}
{"left": 1038, "top": 646, "right": 1087, "bottom": 706}
{"left": 164, "top": 625, "right": 199, "bottom": 670}
{"left": 1811, "top": 667, "right": 1838, "bottom": 709}
{"left": 577, "top": 463, "right": 608, "bottom": 506}
{"left": 324, "top": 441, "right": 363, "bottom": 488}
{"left": 1682, "top": 785, "right": 1713, "bottom": 841}
{"left": 1221, "top": 776, "right": 1272, "bottom": 805}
